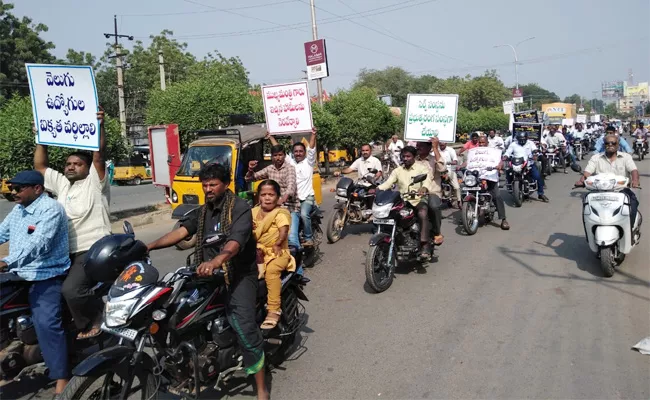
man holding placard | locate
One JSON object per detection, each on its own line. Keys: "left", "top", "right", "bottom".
{"left": 34, "top": 109, "right": 110, "bottom": 340}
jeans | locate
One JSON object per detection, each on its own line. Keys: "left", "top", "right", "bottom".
{"left": 566, "top": 146, "right": 577, "bottom": 164}
{"left": 530, "top": 163, "right": 544, "bottom": 195}
{"left": 227, "top": 274, "right": 264, "bottom": 375}
{"left": 289, "top": 212, "right": 300, "bottom": 249}
{"left": 62, "top": 252, "right": 101, "bottom": 330}
{"left": 300, "top": 195, "right": 315, "bottom": 242}
{"left": 486, "top": 181, "right": 506, "bottom": 220}
{"left": 29, "top": 277, "right": 69, "bottom": 380}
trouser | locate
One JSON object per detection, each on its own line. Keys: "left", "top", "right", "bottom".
{"left": 448, "top": 171, "right": 462, "bottom": 201}
{"left": 289, "top": 212, "right": 300, "bottom": 249}
{"left": 62, "top": 251, "right": 101, "bottom": 330}
{"left": 415, "top": 195, "right": 442, "bottom": 243}
{"left": 539, "top": 154, "right": 549, "bottom": 176}
{"left": 623, "top": 188, "right": 640, "bottom": 230}
{"left": 299, "top": 195, "right": 315, "bottom": 241}
{"left": 29, "top": 277, "right": 69, "bottom": 380}
{"left": 486, "top": 181, "right": 506, "bottom": 220}
{"left": 566, "top": 146, "right": 577, "bottom": 164}
{"left": 264, "top": 253, "right": 292, "bottom": 313}
{"left": 227, "top": 274, "right": 265, "bottom": 375}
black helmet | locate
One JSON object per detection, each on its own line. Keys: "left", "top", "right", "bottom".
{"left": 84, "top": 234, "right": 148, "bottom": 282}
{"left": 515, "top": 131, "right": 527, "bottom": 145}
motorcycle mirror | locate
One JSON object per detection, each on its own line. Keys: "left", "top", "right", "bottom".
{"left": 368, "top": 168, "right": 378, "bottom": 174}
{"left": 122, "top": 221, "right": 134, "bottom": 235}
{"left": 411, "top": 173, "right": 428, "bottom": 184}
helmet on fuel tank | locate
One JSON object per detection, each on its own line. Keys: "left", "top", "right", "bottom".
{"left": 84, "top": 234, "right": 148, "bottom": 283}
{"left": 516, "top": 131, "right": 528, "bottom": 145}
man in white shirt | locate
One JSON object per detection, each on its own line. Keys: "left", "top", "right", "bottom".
{"left": 504, "top": 131, "right": 549, "bottom": 202}
{"left": 633, "top": 121, "right": 649, "bottom": 152}
{"left": 573, "top": 123, "right": 586, "bottom": 140}
{"left": 438, "top": 141, "right": 462, "bottom": 208}
{"left": 487, "top": 130, "right": 505, "bottom": 151}
{"left": 34, "top": 109, "right": 111, "bottom": 340}
{"left": 286, "top": 128, "right": 318, "bottom": 247}
{"left": 475, "top": 136, "right": 509, "bottom": 230}
{"left": 387, "top": 135, "right": 404, "bottom": 166}
{"left": 334, "top": 144, "right": 382, "bottom": 181}
{"left": 543, "top": 126, "right": 568, "bottom": 174}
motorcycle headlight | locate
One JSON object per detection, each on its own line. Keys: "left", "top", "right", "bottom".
{"left": 372, "top": 203, "right": 392, "bottom": 218}
{"left": 512, "top": 165, "right": 523, "bottom": 173}
{"left": 336, "top": 188, "right": 348, "bottom": 197}
{"left": 105, "top": 298, "right": 139, "bottom": 328}
{"left": 399, "top": 209, "right": 412, "bottom": 218}
{"left": 464, "top": 175, "right": 477, "bottom": 187}
{"left": 593, "top": 178, "right": 616, "bottom": 191}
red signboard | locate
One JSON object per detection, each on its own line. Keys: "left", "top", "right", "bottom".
{"left": 304, "top": 39, "right": 326, "bottom": 66}
{"left": 512, "top": 88, "right": 523, "bottom": 98}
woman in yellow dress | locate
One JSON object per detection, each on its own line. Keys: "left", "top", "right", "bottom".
{"left": 252, "top": 180, "right": 296, "bottom": 330}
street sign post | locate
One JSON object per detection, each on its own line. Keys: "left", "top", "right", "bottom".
{"left": 512, "top": 87, "right": 524, "bottom": 104}
{"left": 304, "top": 39, "right": 329, "bottom": 80}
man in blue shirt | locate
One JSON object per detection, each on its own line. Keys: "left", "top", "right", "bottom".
{"left": 0, "top": 170, "right": 71, "bottom": 395}
{"left": 594, "top": 125, "right": 632, "bottom": 153}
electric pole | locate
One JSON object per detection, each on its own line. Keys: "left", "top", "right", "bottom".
{"left": 158, "top": 50, "right": 166, "bottom": 91}
{"left": 104, "top": 15, "right": 133, "bottom": 137}
{"left": 309, "top": 0, "right": 323, "bottom": 107}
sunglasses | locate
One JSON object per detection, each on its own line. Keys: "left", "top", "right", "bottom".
{"left": 9, "top": 185, "right": 33, "bottom": 193}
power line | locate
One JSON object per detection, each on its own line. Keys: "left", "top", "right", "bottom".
{"left": 307, "top": 0, "right": 474, "bottom": 66}
{"left": 119, "top": 0, "right": 299, "bottom": 17}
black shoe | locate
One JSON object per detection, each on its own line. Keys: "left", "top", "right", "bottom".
{"left": 538, "top": 194, "right": 549, "bottom": 202}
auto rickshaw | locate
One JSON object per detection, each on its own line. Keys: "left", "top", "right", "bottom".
{"left": 318, "top": 146, "right": 354, "bottom": 167}
{"left": 113, "top": 147, "right": 152, "bottom": 185}
{"left": 1, "top": 179, "right": 13, "bottom": 201}
{"left": 169, "top": 124, "right": 323, "bottom": 249}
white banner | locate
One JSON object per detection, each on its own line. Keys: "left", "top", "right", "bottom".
{"left": 562, "top": 118, "right": 574, "bottom": 126}
{"left": 503, "top": 100, "right": 514, "bottom": 114}
{"left": 466, "top": 147, "right": 502, "bottom": 171}
{"left": 26, "top": 64, "right": 100, "bottom": 151}
{"left": 576, "top": 114, "right": 587, "bottom": 123}
{"left": 262, "top": 82, "right": 313, "bottom": 135}
{"left": 404, "top": 93, "right": 458, "bottom": 143}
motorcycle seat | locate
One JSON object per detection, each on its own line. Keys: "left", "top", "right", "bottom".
{"left": 310, "top": 208, "right": 323, "bottom": 218}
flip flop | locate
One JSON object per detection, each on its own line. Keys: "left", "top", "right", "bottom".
{"left": 77, "top": 325, "right": 102, "bottom": 340}
{"left": 260, "top": 311, "right": 281, "bottom": 330}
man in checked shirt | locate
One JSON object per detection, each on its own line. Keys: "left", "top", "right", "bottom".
{"left": 0, "top": 170, "right": 71, "bottom": 395}
{"left": 245, "top": 144, "right": 300, "bottom": 250}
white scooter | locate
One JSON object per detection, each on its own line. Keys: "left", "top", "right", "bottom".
{"left": 577, "top": 174, "right": 642, "bottom": 277}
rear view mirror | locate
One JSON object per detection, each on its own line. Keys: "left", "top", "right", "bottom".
{"left": 411, "top": 173, "right": 427, "bottom": 184}
{"left": 368, "top": 168, "right": 378, "bottom": 174}
{"left": 123, "top": 221, "right": 134, "bottom": 235}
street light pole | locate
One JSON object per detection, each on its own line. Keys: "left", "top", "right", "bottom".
{"left": 104, "top": 15, "right": 134, "bottom": 137}
{"left": 494, "top": 37, "right": 535, "bottom": 111}
{"left": 309, "top": 0, "right": 323, "bottom": 107}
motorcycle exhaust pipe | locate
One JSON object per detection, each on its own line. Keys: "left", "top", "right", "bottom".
{"left": 265, "top": 338, "right": 282, "bottom": 345}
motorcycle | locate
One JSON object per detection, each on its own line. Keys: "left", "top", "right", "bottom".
{"left": 365, "top": 173, "right": 432, "bottom": 293}
{"left": 575, "top": 174, "right": 642, "bottom": 277}
{"left": 634, "top": 137, "right": 645, "bottom": 161}
{"left": 326, "top": 171, "right": 378, "bottom": 243}
{"left": 504, "top": 156, "right": 538, "bottom": 207}
{"left": 61, "top": 223, "right": 309, "bottom": 400}
{"left": 573, "top": 138, "right": 584, "bottom": 161}
{"left": 544, "top": 145, "right": 561, "bottom": 175}
{"left": 460, "top": 169, "right": 497, "bottom": 235}
{"left": 380, "top": 152, "right": 394, "bottom": 176}
{"left": 440, "top": 164, "right": 459, "bottom": 207}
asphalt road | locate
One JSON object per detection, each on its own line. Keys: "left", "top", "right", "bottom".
{"left": 0, "top": 182, "right": 165, "bottom": 220}
{"left": 2, "top": 154, "right": 650, "bottom": 400}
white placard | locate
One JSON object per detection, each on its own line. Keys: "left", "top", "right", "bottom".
{"left": 466, "top": 147, "right": 502, "bottom": 171}
{"left": 576, "top": 114, "right": 587, "bottom": 123}
{"left": 404, "top": 93, "right": 458, "bottom": 143}
{"left": 561, "top": 118, "right": 574, "bottom": 126}
{"left": 262, "top": 82, "right": 313, "bottom": 135}
{"left": 503, "top": 100, "right": 514, "bottom": 114}
{"left": 513, "top": 97, "right": 524, "bottom": 104}
{"left": 26, "top": 64, "right": 100, "bottom": 151}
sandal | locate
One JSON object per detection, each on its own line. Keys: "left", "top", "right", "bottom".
{"left": 433, "top": 235, "right": 444, "bottom": 245}
{"left": 260, "top": 310, "right": 281, "bottom": 330}
{"left": 501, "top": 220, "right": 510, "bottom": 230}
{"left": 77, "top": 325, "right": 102, "bottom": 340}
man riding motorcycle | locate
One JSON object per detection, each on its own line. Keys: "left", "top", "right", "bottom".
{"left": 439, "top": 141, "right": 462, "bottom": 208}
{"left": 594, "top": 125, "right": 633, "bottom": 153}
{"left": 376, "top": 146, "right": 435, "bottom": 259}
{"left": 632, "top": 121, "right": 649, "bottom": 153}
{"left": 576, "top": 133, "right": 640, "bottom": 227}
{"left": 543, "top": 126, "right": 569, "bottom": 174}
{"left": 0, "top": 170, "right": 71, "bottom": 396}
{"left": 504, "top": 132, "right": 549, "bottom": 202}
{"left": 415, "top": 138, "right": 446, "bottom": 246}
{"left": 334, "top": 144, "right": 383, "bottom": 181}
{"left": 146, "top": 163, "right": 269, "bottom": 400}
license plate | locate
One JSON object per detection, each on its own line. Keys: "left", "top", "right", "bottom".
{"left": 101, "top": 323, "right": 139, "bottom": 341}
{"left": 335, "top": 196, "right": 347, "bottom": 202}
{"left": 373, "top": 218, "right": 395, "bottom": 225}
{"left": 463, "top": 187, "right": 480, "bottom": 191}
{"left": 591, "top": 195, "right": 619, "bottom": 202}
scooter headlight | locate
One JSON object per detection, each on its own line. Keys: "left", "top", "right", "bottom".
{"left": 593, "top": 178, "right": 616, "bottom": 191}
{"left": 105, "top": 298, "right": 138, "bottom": 328}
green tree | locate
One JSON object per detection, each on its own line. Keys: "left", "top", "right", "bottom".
{"left": 459, "top": 71, "right": 509, "bottom": 111}
{"left": 325, "top": 87, "right": 400, "bottom": 148}
{"left": 517, "top": 83, "right": 560, "bottom": 109}
{"left": 62, "top": 49, "right": 99, "bottom": 68}
{"left": 0, "top": 1, "right": 56, "bottom": 103}
{"left": 145, "top": 59, "right": 257, "bottom": 148}
{"left": 353, "top": 67, "right": 416, "bottom": 107}
{"left": 603, "top": 102, "right": 618, "bottom": 117}
{"left": 563, "top": 93, "right": 582, "bottom": 105}
{"left": 0, "top": 96, "right": 130, "bottom": 178}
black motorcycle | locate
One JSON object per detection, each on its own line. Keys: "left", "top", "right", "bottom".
{"left": 365, "top": 173, "right": 431, "bottom": 293}
{"left": 326, "top": 172, "right": 378, "bottom": 243}
{"left": 460, "top": 169, "right": 497, "bottom": 235}
{"left": 60, "top": 224, "right": 309, "bottom": 400}
{"left": 633, "top": 137, "right": 645, "bottom": 161}
{"left": 505, "top": 156, "right": 538, "bottom": 207}
{"left": 572, "top": 138, "right": 585, "bottom": 161}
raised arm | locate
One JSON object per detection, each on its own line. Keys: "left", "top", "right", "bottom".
{"left": 34, "top": 119, "right": 49, "bottom": 174}
{"left": 93, "top": 109, "right": 106, "bottom": 180}
{"left": 265, "top": 131, "right": 279, "bottom": 147}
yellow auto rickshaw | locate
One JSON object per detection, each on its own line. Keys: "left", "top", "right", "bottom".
{"left": 113, "top": 147, "right": 152, "bottom": 185}
{"left": 169, "top": 124, "right": 323, "bottom": 248}
{"left": 1, "top": 179, "right": 13, "bottom": 201}
{"left": 318, "top": 146, "right": 354, "bottom": 167}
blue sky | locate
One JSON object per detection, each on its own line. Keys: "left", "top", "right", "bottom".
{"left": 12, "top": 0, "right": 650, "bottom": 99}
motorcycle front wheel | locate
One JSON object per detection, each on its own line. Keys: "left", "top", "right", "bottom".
{"left": 326, "top": 208, "right": 346, "bottom": 243}
{"left": 365, "top": 243, "right": 394, "bottom": 293}
{"left": 461, "top": 201, "right": 479, "bottom": 235}
{"left": 60, "top": 367, "right": 157, "bottom": 400}
{"left": 512, "top": 181, "right": 523, "bottom": 208}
